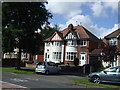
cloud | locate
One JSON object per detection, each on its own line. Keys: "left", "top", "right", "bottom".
{"left": 58, "top": 15, "right": 119, "bottom": 38}
{"left": 90, "top": 1, "right": 118, "bottom": 17}
{"left": 104, "top": 2, "right": 118, "bottom": 13}
{"left": 46, "top": 1, "right": 118, "bottom": 18}
{"left": 66, "top": 15, "right": 93, "bottom": 27}
{"left": 91, "top": 2, "right": 107, "bottom": 17}
{"left": 46, "top": 1, "right": 119, "bottom": 38}
{"left": 46, "top": 1, "right": 82, "bottom": 19}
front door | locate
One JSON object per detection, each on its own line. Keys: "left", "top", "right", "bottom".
{"left": 80, "top": 53, "right": 86, "bottom": 66}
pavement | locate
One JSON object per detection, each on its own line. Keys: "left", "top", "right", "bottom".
{"left": 0, "top": 81, "right": 29, "bottom": 89}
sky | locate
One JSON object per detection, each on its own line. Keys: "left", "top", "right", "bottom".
{"left": 45, "top": 0, "right": 120, "bottom": 38}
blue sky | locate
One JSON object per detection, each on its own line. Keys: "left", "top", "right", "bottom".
{"left": 45, "top": 0, "right": 119, "bottom": 38}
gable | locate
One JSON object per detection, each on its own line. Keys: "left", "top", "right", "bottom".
{"left": 65, "top": 31, "right": 77, "bottom": 40}
{"left": 51, "top": 33, "right": 62, "bottom": 41}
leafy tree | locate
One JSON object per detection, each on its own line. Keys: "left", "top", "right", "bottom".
{"left": 74, "top": 58, "right": 79, "bottom": 66}
{"left": 2, "top": 2, "right": 52, "bottom": 69}
{"left": 41, "top": 24, "right": 60, "bottom": 40}
{"left": 102, "top": 44, "right": 118, "bottom": 67}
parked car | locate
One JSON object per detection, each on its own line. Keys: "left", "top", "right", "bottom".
{"left": 88, "top": 66, "right": 120, "bottom": 84}
{"left": 35, "top": 61, "right": 61, "bottom": 75}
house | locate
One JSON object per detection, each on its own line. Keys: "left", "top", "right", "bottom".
{"left": 3, "top": 48, "right": 28, "bottom": 60}
{"left": 102, "top": 28, "right": 120, "bottom": 67}
{"left": 44, "top": 24, "right": 104, "bottom": 66}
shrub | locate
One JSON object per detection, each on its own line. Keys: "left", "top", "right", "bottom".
{"left": 74, "top": 58, "right": 79, "bottom": 66}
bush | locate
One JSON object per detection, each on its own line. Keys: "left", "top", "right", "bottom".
{"left": 74, "top": 58, "right": 79, "bottom": 66}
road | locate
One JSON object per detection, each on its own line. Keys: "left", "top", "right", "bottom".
{"left": 1, "top": 71, "right": 103, "bottom": 89}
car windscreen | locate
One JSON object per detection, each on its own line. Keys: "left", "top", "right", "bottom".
{"left": 37, "top": 62, "right": 45, "bottom": 65}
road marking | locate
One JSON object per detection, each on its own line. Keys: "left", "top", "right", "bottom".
{"left": 10, "top": 78, "right": 28, "bottom": 82}
{"left": 0, "top": 81, "right": 28, "bottom": 88}
{"left": 11, "top": 73, "right": 17, "bottom": 75}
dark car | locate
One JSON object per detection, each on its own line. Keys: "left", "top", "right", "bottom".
{"left": 88, "top": 66, "right": 120, "bottom": 84}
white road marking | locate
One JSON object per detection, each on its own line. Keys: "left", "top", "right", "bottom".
{"left": 10, "top": 78, "right": 28, "bottom": 82}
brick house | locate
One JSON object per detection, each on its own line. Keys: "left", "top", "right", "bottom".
{"left": 102, "top": 28, "right": 120, "bottom": 67}
{"left": 44, "top": 24, "right": 104, "bottom": 66}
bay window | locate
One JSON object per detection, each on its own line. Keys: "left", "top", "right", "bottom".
{"left": 66, "top": 52, "right": 77, "bottom": 61}
{"left": 52, "top": 52, "right": 61, "bottom": 60}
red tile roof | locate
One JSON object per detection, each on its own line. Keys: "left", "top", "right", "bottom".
{"left": 104, "top": 28, "right": 120, "bottom": 39}
{"left": 44, "top": 24, "right": 102, "bottom": 43}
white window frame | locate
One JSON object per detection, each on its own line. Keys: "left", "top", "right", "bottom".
{"left": 109, "top": 38, "right": 117, "bottom": 45}
{"left": 45, "top": 42, "right": 50, "bottom": 46}
{"left": 66, "top": 52, "right": 77, "bottom": 61}
{"left": 53, "top": 41, "right": 62, "bottom": 46}
{"left": 80, "top": 40, "right": 87, "bottom": 46}
{"left": 67, "top": 40, "right": 77, "bottom": 46}
{"left": 52, "top": 52, "right": 61, "bottom": 60}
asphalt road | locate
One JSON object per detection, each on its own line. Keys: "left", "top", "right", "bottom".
{"left": 1, "top": 71, "right": 101, "bottom": 89}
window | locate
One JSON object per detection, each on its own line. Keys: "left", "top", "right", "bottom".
{"left": 46, "top": 42, "right": 50, "bottom": 46}
{"left": 47, "top": 62, "right": 56, "bottom": 66}
{"left": 105, "top": 67, "right": 119, "bottom": 72}
{"left": 52, "top": 52, "right": 61, "bottom": 60}
{"left": 53, "top": 41, "right": 62, "bottom": 46}
{"left": 66, "top": 52, "right": 77, "bottom": 61}
{"left": 67, "top": 40, "right": 77, "bottom": 46}
{"left": 80, "top": 40, "right": 87, "bottom": 46}
{"left": 109, "top": 38, "right": 117, "bottom": 45}
{"left": 109, "top": 67, "right": 118, "bottom": 72}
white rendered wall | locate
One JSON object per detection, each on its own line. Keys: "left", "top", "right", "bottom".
{"left": 61, "top": 44, "right": 64, "bottom": 63}
{"left": 44, "top": 42, "right": 62, "bottom": 63}
{"left": 66, "top": 46, "right": 77, "bottom": 52}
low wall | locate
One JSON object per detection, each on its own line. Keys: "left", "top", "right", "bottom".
{"left": 26, "top": 63, "right": 36, "bottom": 69}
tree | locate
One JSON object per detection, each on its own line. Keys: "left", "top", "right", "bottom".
{"left": 2, "top": 2, "right": 52, "bottom": 69}
{"left": 41, "top": 24, "right": 60, "bottom": 40}
{"left": 102, "top": 44, "right": 117, "bottom": 67}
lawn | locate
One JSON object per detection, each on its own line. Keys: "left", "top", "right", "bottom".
{"left": 1, "top": 67, "right": 35, "bottom": 74}
{"left": 73, "top": 77, "right": 120, "bottom": 88}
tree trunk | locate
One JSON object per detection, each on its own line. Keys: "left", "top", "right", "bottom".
{"left": 16, "top": 48, "right": 21, "bottom": 70}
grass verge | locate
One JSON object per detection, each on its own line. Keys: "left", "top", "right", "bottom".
{"left": 73, "top": 77, "right": 120, "bottom": 88}
{"left": 1, "top": 67, "right": 35, "bottom": 74}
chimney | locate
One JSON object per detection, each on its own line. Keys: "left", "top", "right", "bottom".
{"left": 68, "top": 24, "right": 74, "bottom": 31}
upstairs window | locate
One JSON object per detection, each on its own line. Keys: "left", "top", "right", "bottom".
{"left": 46, "top": 42, "right": 50, "bottom": 46}
{"left": 67, "top": 40, "right": 77, "bottom": 46}
{"left": 109, "top": 38, "right": 117, "bottom": 45}
{"left": 80, "top": 40, "right": 87, "bottom": 46}
{"left": 53, "top": 41, "right": 62, "bottom": 46}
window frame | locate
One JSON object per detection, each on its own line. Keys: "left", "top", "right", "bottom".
{"left": 52, "top": 52, "right": 61, "bottom": 60}
{"left": 80, "top": 40, "right": 87, "bottom": 46}
{"left": 109, "top": 38, "right": 117, "bottom": 45}
{"left": 67, "top": 40, "right": 77, "bottom": 46}
{"left": 66, "top": 52, "right": 77, "bottom": 61}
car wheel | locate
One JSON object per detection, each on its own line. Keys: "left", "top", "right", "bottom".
{"left": 45, "top": 70, "right": 49, "bottom": 75}
{"left": 92, "top": 76, "right": 101, "bottom": 84}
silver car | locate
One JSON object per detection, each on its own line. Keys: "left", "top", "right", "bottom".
{"left": 35, "top": 61, "right": 61, "bottom": 74}
{"left": 88, "top": 66, "right": 120, "bottom": 84}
